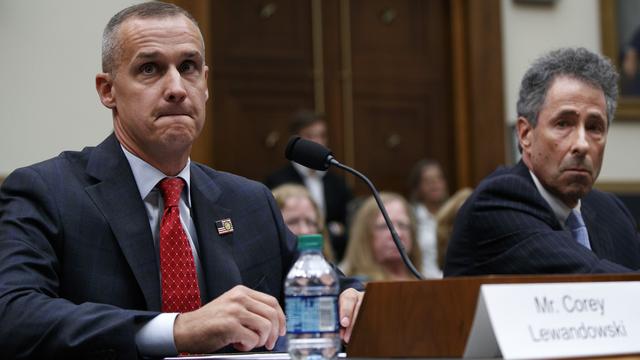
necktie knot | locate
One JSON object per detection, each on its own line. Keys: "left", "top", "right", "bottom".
{"left": 565, "top": 209, "right": 585, "bottom": 230}
{"left": 565, "top": 209, "right": 591, "bottom": 249}
{"left": 159, "top": 177, "right": 184, "bottom": 208}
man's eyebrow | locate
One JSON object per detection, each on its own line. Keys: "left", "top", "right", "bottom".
{"left": 132, "top": 50, "right": 203, "bottom": 61}
{"left": 133, "top": 51, "right": 161, "bottom": 61}
{"left": 183, "top": 50, "right": 204, "bottom": 61}
{"left": 551, "top": 108, "right": 580, "bottom": 119}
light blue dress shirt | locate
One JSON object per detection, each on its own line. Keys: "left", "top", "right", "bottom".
{"left": 121, "top": 146, "right": 204, "bottom": 357}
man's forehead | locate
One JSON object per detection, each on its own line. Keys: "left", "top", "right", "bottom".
{"left": 542, "top": 76, "right": 606, "bottom": 108}
{"left": 117, "top": 15, "right": 204, "bottom": 48}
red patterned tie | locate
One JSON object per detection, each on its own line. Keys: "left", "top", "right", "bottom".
{"left": 158, "top": 177, "right": 201, "bottom": 313}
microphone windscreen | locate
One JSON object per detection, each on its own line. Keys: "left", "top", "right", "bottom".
{"left": 284, "top": 136, "right": 333, "bottom": 171}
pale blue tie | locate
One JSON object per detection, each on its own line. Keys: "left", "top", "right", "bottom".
{"left": 565, "top": 209, "right": 591, "bottom": 250}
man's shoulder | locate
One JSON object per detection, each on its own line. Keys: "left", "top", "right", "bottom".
{"left": 6, "top": 146, "right": 96, "bottom": 183}
{"left": 583, "top": 187, "right": 627, "bottom": 210}
{"left": 264, "top": 163, "right": 300, "bottom": 188}
{"left": 474, "top": 162, "right": 535, "bottom": 197}
{"left": 192, "top": 162, "right": 268, "bottom": 193}
{"left": 324, "top": 169, "right": 349, "bottom": 186}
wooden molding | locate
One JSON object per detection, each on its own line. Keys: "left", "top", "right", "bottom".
{"left": 595, "top": 181, "right": 640, "bottom": 194}
{"left": 451, "top": 0, "right": 506, "bottom": 187}
{"left": 451, "top": 0, "right": 472, "bottom": 188}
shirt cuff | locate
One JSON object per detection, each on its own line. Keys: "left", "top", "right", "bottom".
{"left": 135, "top": 312, "right": 179, "bottom": 357}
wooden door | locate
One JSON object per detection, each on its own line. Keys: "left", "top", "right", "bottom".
{"left": 347, "top": 0, "right": 453, "bottom": 193}
{"left": 207, "top": 0, "right": 454, "bottom": 194}
{"left": 176, "top": 0, "right": 505, "bottom": 194}
{"left": 208, "top": 0, "right": 315, "bottom": 181}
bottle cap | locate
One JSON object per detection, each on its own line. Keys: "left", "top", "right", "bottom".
{"left": 297, "top": 234, "right": 323, "bottom": 250}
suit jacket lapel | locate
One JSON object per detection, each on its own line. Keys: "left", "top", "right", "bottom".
{"left": 84, "top": 135, "right": 161, "bottom": 311}
{"left": 513, "top": 161, "right": 562, "bottom": 228}
{"left": 190, "top": 165, "right": 242, "bottom": 302}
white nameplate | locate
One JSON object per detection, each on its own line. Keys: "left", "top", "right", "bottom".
{"left": 464, "top": 281, "right": 640, "bottom": 359}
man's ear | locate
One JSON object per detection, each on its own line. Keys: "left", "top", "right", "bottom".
{"left": 204, "top": 65, "right": 210, "bottom": 101}
{"left": 516, "top": 116, "right": 533, "bottom": 150}
{"left": 96, "top": 73, "right": 116, "bottom": 109}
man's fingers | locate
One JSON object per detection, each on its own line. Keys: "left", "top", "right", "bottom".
{"left": 240, "top": 289, "right": 285, "bottom": 348}
{"left": 343, "top": 292, "right": 363, "bottom": 343}
{"left": 231, "top": 326, "right": 260, "bottom": 352}
{"left": 338, "top": 288, "right": 359, "bottom": 326}
{"left": 338, "top": 289, "right": 364, "bottom": 343}
{"left": 241, "top": 286, "right": 286, "bottom": 335}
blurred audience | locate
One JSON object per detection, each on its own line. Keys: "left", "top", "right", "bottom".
{"left": 272, "top": 184, "right": 335, "bottom": 262}
{"left": 408, "top": 159, "right": 449, "bottom": 278}
{"left": 265, "top": 109, "right": 353, "bottom": 261}
{"left": 341, "top": 192, "right": 422, "bottom": 282}
{"left": 434, "top": 188, "right": 473, "bottom": 270}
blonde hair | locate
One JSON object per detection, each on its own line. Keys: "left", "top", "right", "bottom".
{"left": 272, "top": 184, "right": 335, "bottom": 262}
{"left": 342, "top": 192, "right": 422, "bottom": 281}
{"left": 435, "top": 188, "right": 473, "bottom": 268}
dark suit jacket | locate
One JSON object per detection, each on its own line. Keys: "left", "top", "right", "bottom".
{"left": 264, "top": 163, "right": 352, "bottom": 260}
{"left": 0, "top": 135, "right": 302, "bottom": 359}
{"left": 444, "top": 160, "right": 640, "bottom": 276}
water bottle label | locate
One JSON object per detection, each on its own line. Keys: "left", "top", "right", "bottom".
{"left": 285, "top": 295, "right": 339, "bottom": 334}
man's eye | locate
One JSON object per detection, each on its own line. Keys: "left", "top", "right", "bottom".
{"left": 179, "top": 61, "right": 196, "bottom": 73}
{"left": 140, "top": 63, "right": 156, "bottom": 74}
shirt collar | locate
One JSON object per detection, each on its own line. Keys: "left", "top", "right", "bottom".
{"left": 292, "top": 161, "right": 326, "bottom": 178}
{"left": 121, "top": 145, "right": 192, "bottom": 206}
{"left": 529, "top": 170, "right": 580, "bottom": 227}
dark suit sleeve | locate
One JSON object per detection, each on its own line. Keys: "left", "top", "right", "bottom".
{"left": 444, "top": 172, "right": 637, "bottom": 276}
{"left": 0, "top": 167, "right": 157, "bottom": 359}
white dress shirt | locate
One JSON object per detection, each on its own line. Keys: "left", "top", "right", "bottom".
{"left": 413, "top": 204, "right": 443, "bottom": 278}
{"left": 529, "top": 170, "right": 582, "bottom": 229}
{"left": 293, "top": 161, "right": 326, "bottom": 215}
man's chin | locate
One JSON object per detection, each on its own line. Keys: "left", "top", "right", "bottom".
{"left": 558, "top": 183, "right": 592, "bottom": 205}
{"left": 160, "top": 131, "right": 197, "bottom": 149}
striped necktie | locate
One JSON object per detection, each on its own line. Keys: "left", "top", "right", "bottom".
{"left": 565, "top": 209, "right": 591, "bottom": 250}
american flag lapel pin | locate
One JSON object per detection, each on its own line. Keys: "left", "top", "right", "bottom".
{"left": 216, "top": 218, "right": 234, "bottom": 235}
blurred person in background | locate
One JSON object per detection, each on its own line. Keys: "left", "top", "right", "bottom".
{"left": 434, "top": 188, "right": 473, "bottom": 270}
{"left": 265, "top": 109, "right": 353, "bottom": 261}
{"left": 408, "top": 159, "right": 449, "bottom": 278}
{"left": 341, "top": 192, "right": 422, "bottom": 282}
{"left": 272, "top": 184, "right": 335, "bottom": 262}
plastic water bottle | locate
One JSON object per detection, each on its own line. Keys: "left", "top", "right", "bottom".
{"left": 285, "top": 234, "right": 341, "bottom": 360}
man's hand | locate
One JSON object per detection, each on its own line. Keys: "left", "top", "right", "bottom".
{"left": 173, "top": 285, "right": 286, "bottom": 354}
{"left": 338, "top": 288, "right": 364, "bottom": 343}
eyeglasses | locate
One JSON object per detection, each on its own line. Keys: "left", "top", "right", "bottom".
{"left": 285, "top": 218, "right": 319, "bottom": 232}
{"left": 373, "top": 221, "right": 411, "bottom": 232}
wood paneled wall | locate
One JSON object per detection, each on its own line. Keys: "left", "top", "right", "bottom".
{"left": 170, "top": 0, "right": 505, "bottom": 193}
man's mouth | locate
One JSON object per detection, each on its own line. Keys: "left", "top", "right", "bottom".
{"left": 564, "top": 168, "right": 591, "bottom": 176}
{"left": 157, "top": 113, "right": 190, "bottom": 119}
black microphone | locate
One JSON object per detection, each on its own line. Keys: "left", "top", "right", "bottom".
{"left": 285, "top": 136, "right": 424, "bottom": 280}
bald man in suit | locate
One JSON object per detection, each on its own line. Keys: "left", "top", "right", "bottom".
{"left": 0, "top": 3, "right": 362, "bottom": 359}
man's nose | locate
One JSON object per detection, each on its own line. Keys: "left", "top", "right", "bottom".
{"left": 571, "top": 125, "right": 590, "bottom": 154}
{"left": 163, "top": 67, "right": 187, "bottom": 103}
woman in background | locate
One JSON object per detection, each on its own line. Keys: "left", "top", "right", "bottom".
{"left": 435, "top": 188, "right": 473, "bottom": 269}
{"left": 408, "top": 159, "right": 449, "bottom": 278}
{"left": 341, "top": 192, "right": 422, "bottom": 281}
{"left": 272, "top": 184, "right": 335, "bottom": 262}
